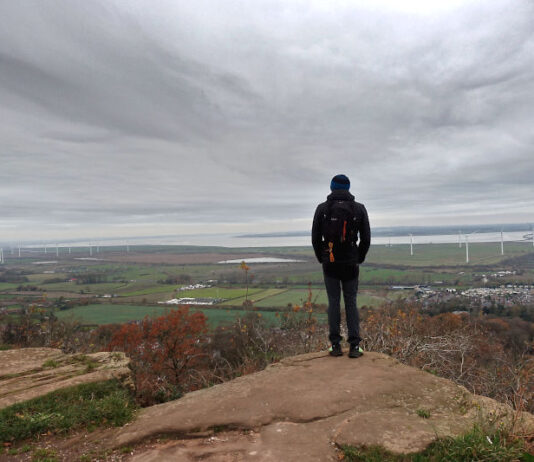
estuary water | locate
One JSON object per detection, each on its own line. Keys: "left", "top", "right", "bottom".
{"left": 46, "top": 230, "right": 533, "bottom": 249}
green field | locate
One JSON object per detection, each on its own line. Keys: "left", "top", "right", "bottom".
{"left": 26, "top": 272, "right": 69, "bottom": 283}
{"left": 177, "top": 287, "right": 264, "bottom": 300}
{"left": 175, "top": 287, "right": 327, "bottom": 307}
{"left": 0, "top": 283, "right": 22, "bottom": 291}
{"left": 253, "top": 289, "right": 325, "bottom": 307}
{"left": 251, "top": 288, "right": 386, "bottom": 308}
{"left": 85, "top": 264, "right": 169, "bottom": 281}
{"left": 55, "top": 304, "right": 284, "bottom": 327}
{"left": 360, "top": 267, "right": 472, "bottom": 286}
{"left": 118, "top": 285, "right": 180, "bottom": 297}
{"left": 3, "top": 242, "right": 533, "bottom": 323}
{"left": 251, "top": 288, "right": 289, "bottom": 301}
{"left": 365, "top": 242, "right": 530, "bottom": 267}
{"left": 41, "top": 282, "right": 128, "bottom": 293}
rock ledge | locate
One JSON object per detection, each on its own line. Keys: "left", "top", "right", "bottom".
{"left": 110, "top": 351, "right": 533, "bottom": 461}
{"left": 0, "top": 347, "right": 130, "bottom": 409}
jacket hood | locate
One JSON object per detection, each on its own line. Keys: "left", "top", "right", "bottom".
{"left": 327, "top": 190, "right": 354, "bottom": 201}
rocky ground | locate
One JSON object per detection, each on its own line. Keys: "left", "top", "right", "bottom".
{"left": 1, "top": 349, "right": 532, "bottom": 461}
{"left": 110, "top": 350, "right": 533, "bottom": 461}
{"left": 0, "top": 348, "right": 130, "bottom": 409}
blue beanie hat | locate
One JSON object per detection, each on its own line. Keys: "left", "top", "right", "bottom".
{"left": 330, "top": 174, "right": 350, "bottom": 191}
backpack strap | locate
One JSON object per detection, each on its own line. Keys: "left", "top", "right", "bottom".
{"left": 322, "top": 200, "right": 334, "bottom": 238}
{"left": 323, "top": 200, "right": 335, "bottom": 261}
{"left": 348, "top": 201, "right": 359, "bottom": 244}
{"left": 324, "top": 199, "right": 334, "bottom": 220}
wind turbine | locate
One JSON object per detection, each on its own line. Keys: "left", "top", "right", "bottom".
{"left": 0, "top": 248, "right": 4, "bottom": 264}
{"left": 458, "top": 230, "right": 462, "bottom": 248}
{"left": 409, "top": 234, "right": 414, "bottom": 256}
{"left": 465, "top": 230, "right": 479, "bottom": 264}
{"left": 465, "top": 235, "right": 469, "bottom": 264}
{"left": 500, "top": 228, "right": 504, "bottom": 255}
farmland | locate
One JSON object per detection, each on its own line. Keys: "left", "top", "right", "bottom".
{"left": 1, "top": 241, "right": 533, "bottom": 327}
{"left": 55, "top": 304, "right": 288, "bottom": 326}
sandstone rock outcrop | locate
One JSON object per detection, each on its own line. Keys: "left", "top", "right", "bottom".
{"left": 0, "top": 347, "right": 130, "bottom": 409}
{"left": 111, "top": 351, "right": 533, "bottom": 461}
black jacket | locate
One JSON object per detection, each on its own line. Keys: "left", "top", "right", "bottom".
{"left": 311, "top": 190, "right": 371, "bottom": 265}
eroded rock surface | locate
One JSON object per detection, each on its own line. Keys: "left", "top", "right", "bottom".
{"left": 0, "top": 347, "right": 130, "bottom": 409}
{"left": 110, "top": 351, "right": 533, "bottom": 461}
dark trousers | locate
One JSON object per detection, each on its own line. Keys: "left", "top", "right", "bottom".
{"left": 323, "top": 265, "right": 361, "bottom": 346}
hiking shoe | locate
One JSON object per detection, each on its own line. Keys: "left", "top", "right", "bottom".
{"left": 329, "top": 343, "right": 343, "bottom": 357}
{"left": 349, "top": 344, "right": 363, "bottom": 358}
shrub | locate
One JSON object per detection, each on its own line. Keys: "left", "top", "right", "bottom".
{"left": 277, "top": 283, "right": 324, "bottom": 354}
{"left": 206, "top": 287, "right": 328, "bottom": 384}
{"left": 209, "top": 312, "right": 280, "bottom": 379}
{"left": 0, "top": 307, "right": 89, "bottom": 352}
{"left": 361, "top": 302, "right": 534, "bottom": 413}
{"left": 89, "top": 323, "right": 122, "bottom": 351}
{"left": 109, "top": 307, "right": 207, "bottom": 405}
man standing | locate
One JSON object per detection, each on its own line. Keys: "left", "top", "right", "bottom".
{"left": 312, "top": 174, "right": 371, "bottom": 358}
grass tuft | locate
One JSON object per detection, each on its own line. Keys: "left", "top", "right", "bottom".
{"left": 341, "top": 426, "right": 528, "bottom": 461}
{"left": 416, "top": 409, "right": 431, "bottom": 419}
{"left": 32, "top": 448, "right": 58, "bottom": 462}
{"left": 0, "top": 380, "right": 136, "bottom": 443}
{"left": 42, "top": 359, "right": 60, "bottom": 369}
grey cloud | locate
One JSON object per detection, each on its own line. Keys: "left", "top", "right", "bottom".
{"left": 1, "top": 0, "right": 533, "bottom": 241}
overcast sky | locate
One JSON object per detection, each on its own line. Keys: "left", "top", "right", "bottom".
{"left": 1, "top": 0, "right": 533, "bottom": 242}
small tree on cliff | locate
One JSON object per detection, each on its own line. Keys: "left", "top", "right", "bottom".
{"left": 241, "top": 260, "right": 251, "bottom": 304}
